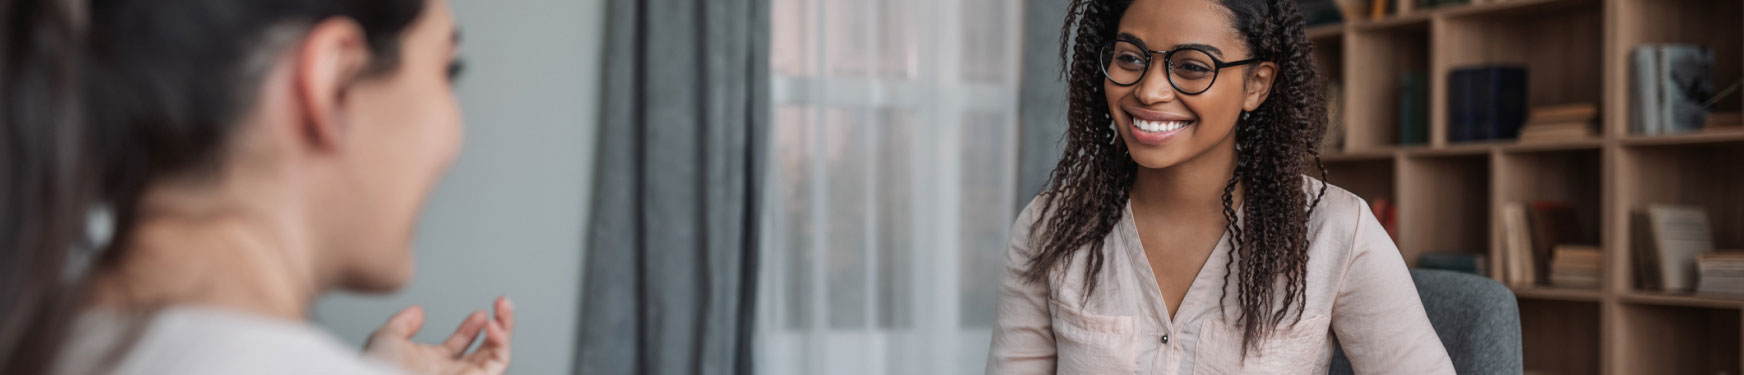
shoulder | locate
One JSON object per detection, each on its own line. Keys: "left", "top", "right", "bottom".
{"left": 1300, "top": 175, "right": 1376, "bottom": 251}
{"left": 63, "top": 308, "right": 400, "bottom": 375}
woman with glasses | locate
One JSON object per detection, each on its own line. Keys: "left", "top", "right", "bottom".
{"left": 0, "top": 0, "right": 514, "bottom": 374}
{"left": 986, "top": 0, "right": 1454, "bottom": 373}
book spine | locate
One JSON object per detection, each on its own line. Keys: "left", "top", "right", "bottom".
{"left": 1499, "top": 67, "right": 1527, "bottom": 139}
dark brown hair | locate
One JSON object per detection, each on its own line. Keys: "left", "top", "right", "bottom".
{"left": 1031, "top": 0, "right": 1328, "bottom": 355}
{"left": 0, "top": 0, "right": 424, "bottom": 373}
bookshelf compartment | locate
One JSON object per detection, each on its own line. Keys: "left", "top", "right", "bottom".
{"left": 1321, "top": 157, "right": 1395, "bottom": 206}
{"left": 1344, "top": 20, "right": 1430, "bottom": 151}
{"left": 1606, "top": 0, "right": 1744, "bottom": 137}
{"left": 1398, "top": 153, "right": 1490, "bottom": 267}
{"left": 1520, "top": 299, "right": 1600, "bottom": 375}
{"left": 1614, "top": 143, "right": 1744, "bottom": 293}
{"left": 1612, "top": 303, "right": 1741, "bottom": 375}
{"left": 1433, "top": 2, "right": 1603, "bottom": 146}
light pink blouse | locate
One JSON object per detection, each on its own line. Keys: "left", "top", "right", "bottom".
{"left": 986, "top": 178, "right": 1455, "bottom": 374}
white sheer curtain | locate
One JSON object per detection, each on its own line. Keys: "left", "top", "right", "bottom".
{"left": 757, "top": 0, "right": 1023, "bottom": 374}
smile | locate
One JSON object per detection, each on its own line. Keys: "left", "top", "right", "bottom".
{"left": 1133, "top": 118, "right": 1191, "bottom": 133}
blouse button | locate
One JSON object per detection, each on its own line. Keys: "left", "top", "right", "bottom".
{"left": 1161, "top": 335, "right": 1169, "bottom": 344}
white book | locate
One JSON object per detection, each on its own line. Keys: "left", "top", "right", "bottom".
{"left": 1502, "top": 203, "right": 1534, "bottom": 287}
{"left": 1648, "top": 205, "right": 1715, "bottom": 291}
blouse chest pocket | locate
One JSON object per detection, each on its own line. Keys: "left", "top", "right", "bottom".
{"left": 1193, "top": 314, "right": 1331, "bottom": 375}
{"left": 1049, "top": 300, "right": 1140, "bottom": 375}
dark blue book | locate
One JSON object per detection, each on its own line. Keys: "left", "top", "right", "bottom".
{"left": 1449, "top": 65, "right": 1528, "bottom": 142}
{"left": 1448, "top": 69, "right": 1473, "bottom": 143}
{"left": 1399, "top": 70, "right": 1429, "bottom": 145}
{"left": 1486, "top": 67, "right": 1528, "bottom": 140}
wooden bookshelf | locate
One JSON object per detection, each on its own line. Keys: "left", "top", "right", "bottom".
{"left": 1311, "top": 0, "right": 1744, "bottom": 373}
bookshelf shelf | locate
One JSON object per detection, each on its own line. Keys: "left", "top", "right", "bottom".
{"left": 1618, "top": 129, "right": 1744, "bottom": 147}
{"left": 1312, "top": 0, "right": 1744, "bottom": 372}
{"left": 1618, "top": 292, "right": 1744, "bottom": 309}
{"left": 1513, "top": 287, "right": 1602, "bottom": 302}
{"left": 1499, "top": 138, "right": 1604, "bottom": 153}
{"left": 1307, "top": 24, "right": 1343, "bottom": 41}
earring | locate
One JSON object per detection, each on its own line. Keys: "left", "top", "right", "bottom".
{"left": 1241, "top": 111, "right": 1250, "bottom": 121}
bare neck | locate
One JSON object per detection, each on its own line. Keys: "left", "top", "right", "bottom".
{"left": 87, "top": 178, "right": 322, "bottom": 321}
{"left": 1128, "top": 141, "right": 1243, "bottom": 221}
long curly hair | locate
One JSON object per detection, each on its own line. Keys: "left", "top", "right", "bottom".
{"left": 1026, "top": 0, "right": 1329, "bottom": 355}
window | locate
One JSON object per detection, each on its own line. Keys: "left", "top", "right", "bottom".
{"left": 758, "top": 0, "right": 1023, "bottom": 373}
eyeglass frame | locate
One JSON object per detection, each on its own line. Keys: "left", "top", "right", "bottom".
{"left": 1097, "top": 37, "right": 1263, "bottom": 95}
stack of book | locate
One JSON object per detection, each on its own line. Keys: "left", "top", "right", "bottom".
{"left": 1501, "top": 201, "right": 1594, "bottom": 288}
{"left": 1448, "top": 65, "right": 1528, "bottom": 143}
{"left": 1632, "top": 204, "right": 1714, "bottom": 292}
{"left": 1698, "top": 251, "right": 1744, "bottom": 295}
{"left": 1549, "top": 245, "right": 1601, "bottom": 288}
{"left": 1519, "top": 103, "right": 1598, "bottom": 143}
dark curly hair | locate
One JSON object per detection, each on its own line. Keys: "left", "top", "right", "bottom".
{"left": 1027, "top": 0, "right": 1329, "bottom": 355}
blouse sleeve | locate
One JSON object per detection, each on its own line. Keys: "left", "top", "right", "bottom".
{"left": 984, "top": 199, "right": 1056, "bottom": 374}
{"left": 1331, "top": 202, "right": 1456, "bottom": 374}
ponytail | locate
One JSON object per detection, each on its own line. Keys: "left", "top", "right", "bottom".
{"left": 0, "top": 0, "right": 99, "bottom": 373}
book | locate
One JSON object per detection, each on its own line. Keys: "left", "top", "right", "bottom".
{"left": 1698, "top": 250, "right": 1744, "bottom": 295}
{"left": 1631, "top": 211, "right": 1660, "bottom": 290}
{"left": 1519, "top": 121, "right": 1597, "bottom": 143}
{"left": 1399, "top": 70, "right": 1429, "bottom": 145}
{"left": 1707, "top": 111, "right": 1742, "bottom": 129}
{"left": 1369, "top": 0, "right": 1389, "bottom": 20}
{"left": 1301, "top": 0, "right": 1346, "bottom": 26}
{"left": 1420, "top": 252, "right": 1487, "bottom": 275}
{"left": 1630, "top": 46, "right": 1659, "bottom": 135}
{"left": 1640, "top": 205, "right": 1714, "bottom": 291}
{"left": 1631, "top": 45, "right": 1716, "bottom": 135}
{"left": 1527, "top": 201, "right": 1582, "bottom": 284}
{"left": 1502, "top": 203, "right": 1536, "bottom": 287}
{"left": 1448, "top": 65, "right": 1528, "bottom": 142}
{"left": 1323, "top": 82, "right": 1345, "bottom": 153}
{"left": 1549, "top": 245, "right": 1601, "bottom": 289}
{"left": 1527, "top": 102, "right": 1599, "bottom": 124}
{"left": 1449, "top": 69, "right": 1474, "bottom": 143}
{"left": 1371, "top": 199, "right": 1398, "bottom": 240}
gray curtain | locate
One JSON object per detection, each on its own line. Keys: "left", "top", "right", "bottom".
{"left": 576, "top": 0, "right": 769, "bottom": 373}
{"left": 1016, "top": 0, "right": 1070, "bottom": 211}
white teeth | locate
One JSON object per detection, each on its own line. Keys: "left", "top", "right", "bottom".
{"left": 1134, "top": 119, "right": 1190, "bottom": 133}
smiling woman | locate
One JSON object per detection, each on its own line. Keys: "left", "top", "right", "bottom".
{"left": 984, "top": 0, "right": 1458, "bottom": 373}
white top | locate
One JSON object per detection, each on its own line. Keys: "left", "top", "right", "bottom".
{"left": 55, "top": 306, "right": 402, "bottom": 375}
{"left": 986, "top": 177, "right": 1455, "bottom": 374}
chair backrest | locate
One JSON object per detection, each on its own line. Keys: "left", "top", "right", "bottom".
{"left": 1328, "top": 268, "right": 1524, "bottom": 374}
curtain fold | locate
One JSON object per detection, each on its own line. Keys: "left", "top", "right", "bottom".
{"left": 1015, "top": 0, "right": 1070, "bottom": 211}
{"left": 577, "top": 0, "right": 770, "bottom": 373}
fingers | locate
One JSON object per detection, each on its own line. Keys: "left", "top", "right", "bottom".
{"left": 494, "top": 296, "right": 516, "bottom": 333}
{"left": 441, "top": 310, "right": 490, "bottom": 354}
{"left": 372, "top": 305, "right": 425, "bottom": 341}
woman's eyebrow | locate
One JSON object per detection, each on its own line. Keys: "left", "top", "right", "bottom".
{"left": 1169, "top": 43, "right": 1223, "bottom": 58}
{"left": 1113, "top": 33, "right": 1226, "bottom": 59}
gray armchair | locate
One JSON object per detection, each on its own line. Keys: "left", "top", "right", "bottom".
{"left": 1330, "top": 268, "right": 1524, "bottom": 374}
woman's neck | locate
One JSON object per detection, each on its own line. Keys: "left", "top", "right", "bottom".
{"left": 87, "top": 179, "right": 321, "bottom": 321}
{"left": 1129, "top": 140, "right": 1242, "bottom": 219}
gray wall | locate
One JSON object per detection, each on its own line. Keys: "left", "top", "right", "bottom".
{"left": 314, "top": 1, "right": 606, "bottom": 374}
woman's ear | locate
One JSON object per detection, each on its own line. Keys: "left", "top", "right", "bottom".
{"left": 1241, "top": 61, "right": 1278, "bottom": 112}
{"left": 292, "top": 18, "right": 372, "bottom": 152}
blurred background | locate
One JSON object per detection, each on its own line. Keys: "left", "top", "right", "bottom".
{"left": 306, "top": 0, "right": 1744, "bottom": 374}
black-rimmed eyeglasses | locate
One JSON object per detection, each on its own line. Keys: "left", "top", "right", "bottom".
{"left": 1099, "top": 39, "right": 1260, "bottom": 95}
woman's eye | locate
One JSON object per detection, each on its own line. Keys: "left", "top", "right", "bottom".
{"left": 1116, "top": 53, "right": 1146, "bottom": 69}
